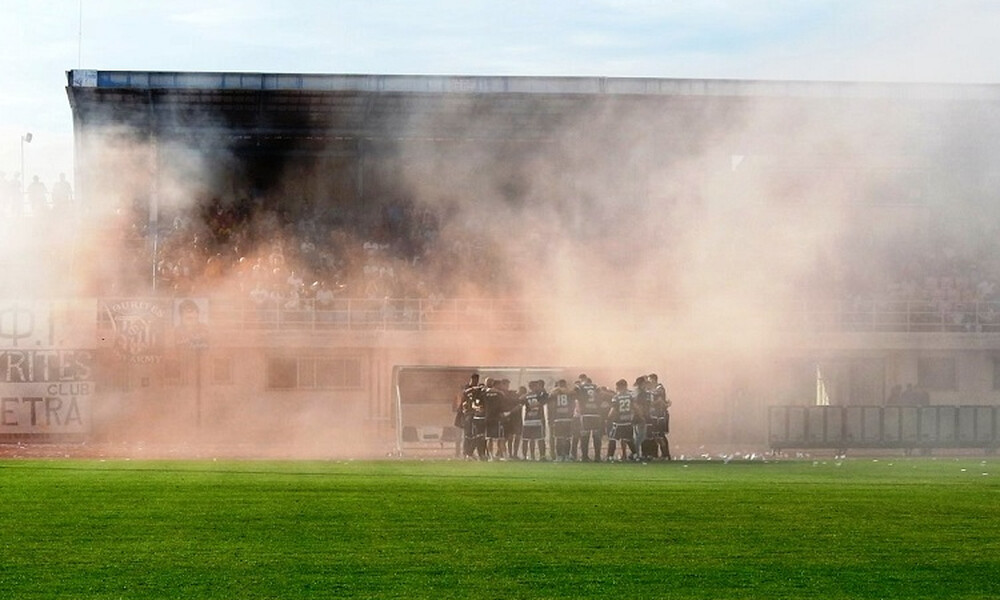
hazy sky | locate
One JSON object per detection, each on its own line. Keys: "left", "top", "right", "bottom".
{"left": 2, "top": 0, "right": 999, "bottom": 186}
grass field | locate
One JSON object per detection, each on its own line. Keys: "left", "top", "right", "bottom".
{"left": 1, "top": 457, "right": 998, "bottom": 599}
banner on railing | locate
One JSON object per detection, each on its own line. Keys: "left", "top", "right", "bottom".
{"left": 0, "top": 299, "right": 97, "bottom": 349}
{"left": 169, "top": 297, "right": 209, "bottom": 349}
{"left": 0, "top": 300, "right": 96, "bottom": 434}
{"left": 0, "top": 376, "right": 92, "bottom": 434}
{"left": 101, "top": 298, "right": 167, "bottom": 364}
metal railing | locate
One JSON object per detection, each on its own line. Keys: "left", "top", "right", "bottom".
{"left": 89, "top": 296, "right": 1000, "bottom": 335}
{"left": 787, "top": 300, "right": 1000, "bottom": 334}
{"left": 196, "top": 297, "right": 540, "bottom": 333}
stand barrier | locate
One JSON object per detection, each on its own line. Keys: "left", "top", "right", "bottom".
{"left": 769, "top": 405, "right": 998, "bottom": 453}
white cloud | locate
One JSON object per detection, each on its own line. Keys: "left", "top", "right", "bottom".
{"left": 2, "top": 0, "right": 999, "bottom": 181}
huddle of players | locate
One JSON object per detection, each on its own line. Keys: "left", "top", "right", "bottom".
{"left": 455, "top": 372, "right": 671, "bottom": 462}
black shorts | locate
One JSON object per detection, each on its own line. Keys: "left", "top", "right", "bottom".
{"left": 579, "top": 414, "right": 603, "bottom": 432}
{"left": 551, "top": 419, "right": 573, "bottom": 439}
{"left": 470, "top": 417, "right": 487, "bottom": 438}
{"left": 610, "top": 422, "right": 635, "bottom": 441}
{"left": 648, "top": 417, "right": 667, "bottom": 438}
{"left": 522, "top": 420, "right": 545, "bottom": 441}
{"left": 486, "top": 419, "right": 504, "bottom": 440}
{"left": 503, "top": 411, "right": 522, "bottom": 435}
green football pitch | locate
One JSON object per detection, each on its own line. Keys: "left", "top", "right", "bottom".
{"left": 1, "top": 457, "right": 998, "bottom": 599}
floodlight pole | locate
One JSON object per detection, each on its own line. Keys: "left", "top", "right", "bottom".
{"left": 20, "top": 132, "right": 32, "bottom": 207}
{"left": 195, "top": 344, "right": 202, "bottom": 429}
{"left": 190, "top": 337, "right": 208, "bottom": 431}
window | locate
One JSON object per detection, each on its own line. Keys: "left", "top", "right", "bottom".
{"left": 267, "top": 357, "right": 298, "bottom": 390}
{"left": 163, "top": 358, "right": 184, "bottom": 385}
{"left": 992, "top": 357, "right": 1000, "bottom": 391}
{"left": 212, "top": 356, "right": 233, "bottom": 385}
{"left": 266, "top": 356, "right": 362, "bottom": 390}
{"left": 316, "top": 358, "right": 362, "bottom": 388}
{"left": 917, "top": 357, "right": 956, "bottom": 391}
{"left": 298, "top": 359, "right": 316, "bottom": 388}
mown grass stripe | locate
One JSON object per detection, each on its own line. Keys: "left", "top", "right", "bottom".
{"left": 1, "top": 458, "right": 997, "bottom": 599}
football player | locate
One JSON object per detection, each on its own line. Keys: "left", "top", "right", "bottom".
{"left": 456, "top": 373, "right": 482, "bottom": 458}
{"left": 632, "top": 375, "right": 651, "bottom": 461}
{"left": 483, "top": 377, "right": 506, "bottom": 460}
{"left": 548, "top": 379, "right": 575, "bottom": 461}
{"left": 574, "top": 375, "right": 605, "bottom": 462}
{"left": 535, "top": 379, "right": 552, "bottom": 460}
{"left": 647, "top": 373, "right": 672, "bottom": 460}
{"left": 606, "top": 379, "right": 637, "bottom": 461}
{"left": 521, "top": 380, "right": 549, "bottom": 461}
{"left": 461, "top": 373, "right": 487, "bottom": 460}
{"left": 499, "top": 378, "right": 522, "bottom": 459}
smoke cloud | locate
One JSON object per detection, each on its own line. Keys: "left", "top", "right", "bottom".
{"left": 4, "top": 79, "right": 996, "bottom": 458}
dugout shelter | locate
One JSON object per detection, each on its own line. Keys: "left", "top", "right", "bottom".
{"left": 391, "top": 365, "right": 571, "bottom": 455}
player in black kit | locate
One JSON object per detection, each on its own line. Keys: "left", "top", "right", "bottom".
{"left": 460, "top": 373, "right": 487, "bottom": 460}
{"left": 499, "top": 378, "right": 521, "bottom": 460}
{"left": 521, "top": 380, "right": 549, "bottom": 461}
{"left": 574, "top": 375, "right": 605, "bottom": 462}
{"left": 606, "top": 379, "right": 637, "bottom": 461}
{"left": 482, "top": 377, "right": 506, "bottom": 460}
{"left": 548, "top": 379, "right": 576, "bottom": 461}
{"left": 632, "top": 375, "right": 651, "bottom": 461}
{"left": 455, "top": 373, "right": 480, "bottom": 458}
{"left": 646, "top": 373, "right": 672, "bottom": 460}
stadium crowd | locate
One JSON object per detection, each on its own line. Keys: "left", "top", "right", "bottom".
{"left": 115, "top": 190, "right": 1000, "bottom": 334}
{"left": 7, "top": 165, "right": 1000, "bottom": 338}
{"left": 832, "top": 228, "right": 1000, "bottom": 332}
{"left": 98, "top": 193, "right": 512, "bottom": 304}
{"left": 453, "top": 372, "right": 672, "bottom": 462}
{"left": 0, "top": 169, "right": 512, "bottom": 304}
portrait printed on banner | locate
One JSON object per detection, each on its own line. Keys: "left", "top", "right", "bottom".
{"left": 173, "top": 298, "right": 209, "bottom": 348}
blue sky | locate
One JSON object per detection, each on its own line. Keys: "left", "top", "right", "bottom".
{"left": 2, "top": 0, "right": 999, "bottom": 187}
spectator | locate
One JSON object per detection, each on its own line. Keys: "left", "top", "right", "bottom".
{"left": 8, "top": 173, "right": 21, "bottom": 216}
{"left": 249, "top": 280, "right": 270, "bottom": 307}
{"left": 915, "top": 386, "right": 931, "bottom": 406}
{"left": 900, "top": 383, "right": 919, "bottom": 405}
{"left": 885, "top": 384, "right": 902, "bottom": 406}
{"left": 283, "top": 287, "right": 301, "bottom": 310}
{"left": 315, "top": 281, "right": 335, "bottom": 308}
{"left": 50, "top": 173, "right": 73, "bottom": 211}
{"left": 26, "top": 175, "right": 47, "bottom": 216}
{"left": 0, "top": 172, "right": 10, "bottom": 216}
{"left": 286, "top": 269, "right": 304, "bottom": 295}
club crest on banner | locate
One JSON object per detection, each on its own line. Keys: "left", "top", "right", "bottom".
{"left": 103, "top": 299, "right": 167, "bottom": 364}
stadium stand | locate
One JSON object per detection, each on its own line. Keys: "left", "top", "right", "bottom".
{"left": 5, "top": 70, "right": 1000, "bottom": 452}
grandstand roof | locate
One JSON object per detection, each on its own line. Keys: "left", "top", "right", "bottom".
{"left": 67, "top": 69, "right": 1000, "bottom": 100}
{"left": 65, "top": 69, "right": 1000, "bottom": 146}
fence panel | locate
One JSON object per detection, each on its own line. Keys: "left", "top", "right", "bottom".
{"left": 769, "top": 405, "right": 998, "bottom": 451}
